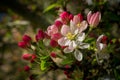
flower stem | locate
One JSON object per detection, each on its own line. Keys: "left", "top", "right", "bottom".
{"left": 85, "top": 27, "right": 93, "bottom": 39}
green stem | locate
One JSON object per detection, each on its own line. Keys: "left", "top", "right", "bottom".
{"left": 85, "top": 27, "right": 93, "bottom": 39}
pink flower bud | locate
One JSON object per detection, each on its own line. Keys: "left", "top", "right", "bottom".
{"left": 36, "top": 29, "right": 45, "bottom": 41}
{"left": 87, "top": 11, "right": 101, "bottom": 27}
{"left": 22, "top": 35, "right": 31, "bottom": 42}
{"left": 60, "top": 11, "right": 70, "bottom": 24}
{"left": 50, "top": 39, "right": 58, "bottom": 47}
{"left": 18, "top": 41, "right": 28, "bottom": 48}
{"left": 69, "top": 14, "right": 73, "bottom": 20}
{"left": 24, "top": 65, "right": 30, "bottom": 72}
{"left": 50, "top": 52, "right": 57, "bottom": 58}
{"left": 55, "top": 21, "right": 63, "bottom": 29}
{"left": 22, "top": 53, "right": 32, "bottom": 60}
{"left": 51, "top": 33, "right": 62, "bottom": 41}
{"left": 77, "top": 14, "right": 83, "bottom": 22}
{"left": 30, "top": 54, "right": 37, "bottom": 63}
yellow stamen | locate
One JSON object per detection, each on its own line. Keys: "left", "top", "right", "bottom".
{"left": 77, "top": 23, "right": 80, "bottom": 27}
{"left": 66, "top": 32, "right": 76, "bottom": 40}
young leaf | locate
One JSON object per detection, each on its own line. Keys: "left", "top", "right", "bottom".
{"left": 43, "top": 3, "right": 61, "bottom": 13}
{"left": 40, "top": 60, "right": 47, "bottom": 71}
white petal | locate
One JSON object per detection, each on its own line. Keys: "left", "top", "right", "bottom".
{"left": 74, "top": 49, "right": 83, "bottom": 61}
{"left": 96, "top": 34, "right": 104, "bottom": 50}
{"left": 61, "top": 25, "right": 70, "bottom": 36}
{"left": 96, "top": 35, "right": 104, "bottom": 44}
{"left": 99, "top": 43, "right": 107, "bottom": 51}
{"left": 65, "top": 39, "right": 71, "bottom": 46}
{"left": 79, "top": 21, "right": 88, "bottom": 33}
{"left": 70, "top": 20, "right": 76, "bottom": 33}
{"left": 79, "top": 43, "right": 90, "bottom": 49}
{"left": 58, "top": 37, "right": 67, "bottom": 46}
{"left": 69, "top": 41, "right": 77, "bottom": 49}
{"left": 64, "top": 47, "right": 74, "bottom": 53}
{"left": 77, "top": 33, "right": 85, "bottom": 42}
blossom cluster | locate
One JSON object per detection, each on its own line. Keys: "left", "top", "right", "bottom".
{"left": 18, "top": 11, "right": 119, "bottom": 79}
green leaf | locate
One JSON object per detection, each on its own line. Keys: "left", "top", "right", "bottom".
{"left": 43, "top": 3, "right": 61, "bottom": 13}
{"left": 61, "top": 58, "right": 73, "bottom": 65}
{"left": 84, "top": 38, "right": 95, "bottom": 43}
{"left": 40, "top": 55, "right": 49, "bottom": 60}
{"left": 40, "top": 60, "right": 47, "bottom": 71}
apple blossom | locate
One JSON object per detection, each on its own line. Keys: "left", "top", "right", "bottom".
{"left": 96, "top": 35, "right": 110, "bottom": 64}
{"left": 58, "top": 20, "right": 89, "bottom": 61}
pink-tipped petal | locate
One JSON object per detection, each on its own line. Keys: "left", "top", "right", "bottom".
{"left": 79, "top": 21, "right": 88, "bottom": 33}
{"left": 58, "top": 37, "right": 67, "bottom": 46}
{"left": 61, "top": 25, "right": 70, "bottom": 36}
{"left": 87, "top": 11, "right": 92, "bottom": 24}
{"left": 73, "top": 15, "right": 80, "bottom": 25}
{"left": 89, "top": 13, "right": 96, "bottom": 25}
{"left": 91, "top": 12, "right": 101, "bottom": 27}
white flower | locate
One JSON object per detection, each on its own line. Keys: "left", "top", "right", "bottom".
{"left": 96, "top": 35, "right": 110, "bottom": 63}
{"left": 58, "top": 20, "right": 89, "bottom": 61}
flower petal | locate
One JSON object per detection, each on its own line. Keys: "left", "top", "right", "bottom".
{"left": 65, "top": 39, "right": 71, "bottom": 46}
{"left": 78, "top": 43, "right": 90, "bottom": 49}
{"left": 64, "top": 47, "right": 74, "bottom": 53}
{"left": 69, "top": 41, "right": 77, "bottom": 49}
{"left": 96, "top": 35, "right": 104, "bottom": 50}
{"left": 99, "top": 43, "right": 106, "bottom": 51}
{"left": 74, "top": 49, "right": 83, "bottom": 61}
{"left": 79, "top": 21, "right": 88, "bottom": 33}
{"left": 58, "top": 37, "right": 67, "bottom": 46}
{"left": 61, "top": 25, "right": 70, "bottom": 36}
{"left": 87, "top": 11, "right": 92, "bottom": 24}
{"left": 77, "top": 33, "right": 85, "bottom": 42}
{"left": 70, "top": 20, "right": 77, "bottom": 33}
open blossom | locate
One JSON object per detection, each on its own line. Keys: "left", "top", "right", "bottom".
{"left": 47, "top": 23, "right": 62, "bottom": 41}
{"left": 87, "top": 11, "right": 101, "bottom": 27}
{"left": 58, "top": 20, "right": 89, "bottom": 61}
{"left": 71, "top": 14, "right": 88, "bottom": 33}
{"left": 47, "top": 25, "right": 59, "bottom": 36}
{"left": 96, "top": 35, "right": 110, "bottom": 63}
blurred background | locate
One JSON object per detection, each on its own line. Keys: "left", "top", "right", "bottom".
{"left": 0, "top": 0, "right": 120, "bottom": 80}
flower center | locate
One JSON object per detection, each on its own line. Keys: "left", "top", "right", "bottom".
{"left": 66, "top": 32, "right": 76, "bottom": 40}
{"left": 77, "top": 23, "right": 80, "bottom": 27}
